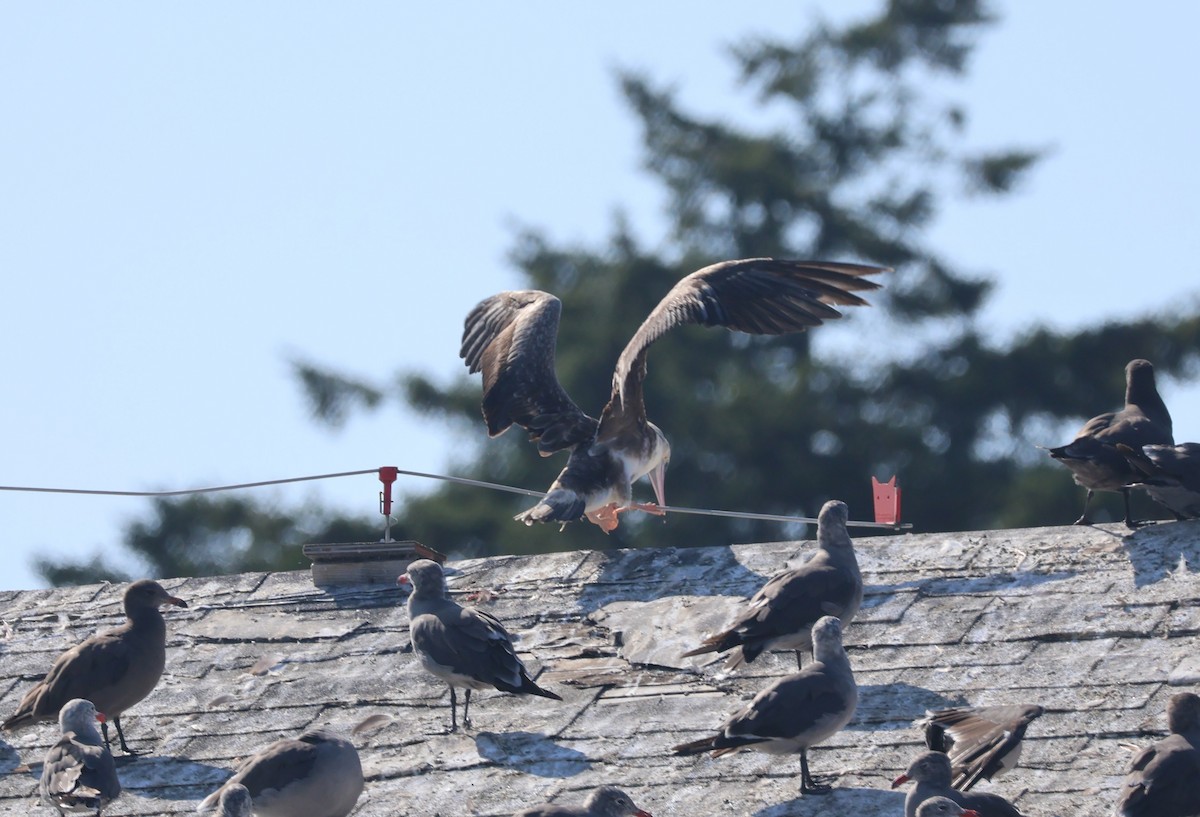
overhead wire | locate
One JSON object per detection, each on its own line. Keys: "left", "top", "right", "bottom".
{"left": 0, "top": 466, "right": 909, "bottom": 530}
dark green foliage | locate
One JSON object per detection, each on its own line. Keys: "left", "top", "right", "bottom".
{"left": 34, "top": 555, "right": 132, "bottom": 588}
{"left": 292, "top": 359, "right": 384, "bottom": 428}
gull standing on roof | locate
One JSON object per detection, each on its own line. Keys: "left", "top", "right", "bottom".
{"left": 922, "top": 703, "right": 1045, "bottom": 791}
{"left": 1119, "top": 442, "right": 1200, "bottom": 521}
{"left": 1048, "top": 358, "right": 1173, "bottom": 528}
{"left": 3, "top": 579, "right": 188, "bottom": 755}
{"left": 893, "top": 750, "right": 1026, "bottom": 817}
{"left": 1114, "top": 691, "right": 1200, "bottom": 817}
{"left": 460, "top": 258, "right": 887, "bottom": 532}
{"left": 39, "top": 698, "right": 121, "bottom": 816}
{"left": 197, "top": 728, "right": 363, "bottom": 817}
{"left": 399, "top": 559, "right": 561, "bottom": 731}
{"left": 672, "top": 616, "right": 856, "bottom": 794}
{"left": 515, "top": 786, "right": 653, "bottom": 817}
{"left": 681, "top": 499, "right": 861, "bottom": 670}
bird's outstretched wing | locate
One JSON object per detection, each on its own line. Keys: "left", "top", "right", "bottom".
{"left": 923, "top": 704, "right": 1044, "bottom": 790}
{"left": 606, "top": 259, "right": 886, "bottom": 420}
{"left": 460, "top": 290, "right": 598, "bottom": 455}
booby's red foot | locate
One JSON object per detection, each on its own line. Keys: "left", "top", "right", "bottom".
{"left": 587, "top": 502, "right": 667, "bottom": 532}
{"left": 586, "top": 504, "right": 622, "bottom": 533}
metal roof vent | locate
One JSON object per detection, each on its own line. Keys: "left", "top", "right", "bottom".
{"left": 302, "top": 539, "right": 445, "bottom": 588}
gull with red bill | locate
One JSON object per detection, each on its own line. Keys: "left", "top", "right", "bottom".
{"left": 893, "top": 750, "right": 1027, "bottom": 817}
{"left": 40, "top": 698, "right": 121, "bottom": 816}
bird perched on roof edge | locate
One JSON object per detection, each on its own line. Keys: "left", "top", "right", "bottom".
{"left": 1047, "top": 358, "right": 1173, "bottom": 528}
{"left": 681, "top": 499, "right": 862, "bottom": 670}
{"left": 673, "top": 615, "right": 857, "bottom": 794}
{"left": 1118, "top": 442, "right": 1200, "bottom": 521}
{"left": 400, "top": 559, "right": 561, "bottom": 732}
{"left": 3, "top": 579, "right": 188, "bottom": 755}
{"left": 460, "top": 258, "right": 887, "bottom": 532}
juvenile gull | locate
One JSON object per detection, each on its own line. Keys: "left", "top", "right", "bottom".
{"left": 197, "top": 728, "right": 363, "bottom": 817}
{"left": 400, "top": 559, "right": 561, "bottom": 731}
{"left": 922, "top": 703, "right": 1045, "bottom": 790}
{"left": 1048, "top": 358, "right": 1173, "bottom": 527}
{"left": 515, "top": 786, "right": 653, "bottom": 817}
{"left": 672, "top": 616, "right": 856, "bottom": 794}
{"left": 892, "top": 750, "right": 1025, "bottom": 817}
{"left": 1119, "top": 442, "right": 1200, "bottom": 521}
{"left": 681, "top": 500, "right": 861, "bottom": 670}
{"left": 1115, "top": 691, "right": 1200, "bottom": 817}
{"left": 3, "top": 579, "right": 188, "bottom": 754}
{"left": 39, "top": 698, "right": 121, "bottom": 816}
{"left": 461, "top": 259, "right": 886, "bottom": 531}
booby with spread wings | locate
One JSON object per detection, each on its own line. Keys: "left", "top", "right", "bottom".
{"left": 460, "top": 258, "right": 887, "bottom": 531}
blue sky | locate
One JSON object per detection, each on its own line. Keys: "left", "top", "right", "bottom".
{"left": 3, "top": 3, "right": 1198, "bottom": 590}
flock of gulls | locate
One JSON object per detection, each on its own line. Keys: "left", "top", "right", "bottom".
{"left": 3, "top": 257, "right": 1200, "bottom": 816}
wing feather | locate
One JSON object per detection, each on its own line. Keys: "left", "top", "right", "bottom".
{"left": 610, "top": 258, "right": 886, "bottom": 406}
{"left": 460, "top": 290, "right": 597, "bottom": 454}
{"left": 233, "top": 740, "right": 320, "bottom": 798}
{"left": 412, "top": 608, "right": 527, "bottom": 690}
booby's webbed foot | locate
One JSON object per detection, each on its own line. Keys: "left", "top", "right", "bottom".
{"left": 586, "top": 504, "right": 622, "bottom": 533}
{"left": 629, "top": 501, "right": 666, "bottom": 517}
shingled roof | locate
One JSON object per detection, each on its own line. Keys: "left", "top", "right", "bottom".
{"left": 2, "top": 520, "right": 1199, "bottom": 816}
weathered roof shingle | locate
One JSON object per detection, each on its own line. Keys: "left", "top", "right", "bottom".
{"left": 2, "top": 520, "right": 1200, "bottom": 816}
